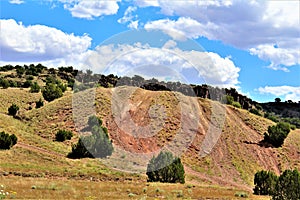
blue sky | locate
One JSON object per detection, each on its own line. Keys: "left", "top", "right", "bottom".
{"left": 0, "top": 0, "right": 299, "bottom": 102}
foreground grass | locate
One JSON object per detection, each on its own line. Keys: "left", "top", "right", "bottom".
{"left": 0, "top": 176, "right": 270, "bottom": 199}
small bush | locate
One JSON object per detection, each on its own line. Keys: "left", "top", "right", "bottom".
{"left": 0, "top": 131, "right": 18, "bottom": 149}
{"left": 234, "top": 192, "right": 249, "bottom": 198}
{"left": 232, "top": 101, "right": 242, "bottom": 108}
{"left": 42, "top": 83, "right": 63, "bottom": 102}
{"left": 0, "top": 79, "right": 10, "bottom": 89}
{"left": 22, "top": 80, "right": 32, "bottom": 88}
{"left": 68, "top": 116, "right": 113, "bottom": 159}
{"left": 88, "top": 115, "right": 103, "bottom": 128}
{"left": 264, "top": 122, "right": 291, "bottom": 147}
{"left": 35, "top": 98, "right": 44, "bottom": 109}
{"left": 55, "top": 130, "right": 73, "bottom": 142}
{"left": 8, "top": 103, "right": 19, "bottom": 117}
{"left": 30, "top": 82, "right": 40, "bottom": 93}
{"left": 250, "top": 108, "right": 261, "bottom": 116}
{"left": 146, "top": 151, "right": 185, "bottom": 184}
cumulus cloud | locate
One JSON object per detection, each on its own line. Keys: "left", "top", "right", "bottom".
{"left": 250, "top": 44, "right": 300, "bottom": 72}
{"left": 9, "top": 0, "right": 24, "bottom": 4}
{"left": 86, "top": 43, "right": 240, "bottom": 88}
{"left": 0, "top": 19, "right": 92, "bottom": 68}
{"left": 257, "top": 86, "right": 300, "bottom": 102}
{"left": 145, "top": 17, "right": 217, "bottom": 41}
{"left": 118, "top": 6, "right": 139, "bottom": 29}
{"left": 141, "top": 1, "right": 300, "bottom": 71}
{"left": 61, "top": 0, "right": 120, "bottom": 19}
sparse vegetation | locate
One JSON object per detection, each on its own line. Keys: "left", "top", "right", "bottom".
{"left": 0, "top": 131, "right": 18, "bottom": 149}
{"left": 146, "top": 151, "right": 185, "bottom": 184}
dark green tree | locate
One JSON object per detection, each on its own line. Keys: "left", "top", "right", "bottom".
{"left": 272, "top": 169, "right": 300, "bottom": 200}
{"left": 264, "top": 122, "right": 291, "bottom": 147}
{"left": 22, "top": 80, "right": 32, "bottom": 88}
{"left": 67, "top": 137, "right": 93, "bottom": 159}
{"left": 88, "top": 115, "right": 103, "bottom": 128}
{"left": 0, "top": 79, "right": 10, "bottom": 89}
{"left": 35, "top": 98, "right": 44, "bottom": 109}
{"left": 0, "top": 131, "right": 18, "bottom": 149}
{"left": 55, "top": 130, "right": 73, "bottom": 142}
{"left": 68, "top": 116, "right": 113, "bottom": 159}
{"left": 146, "top": 151, "right": 185, "bottom": 184}
{"left": 275, "top": 98, "right": 281, "bottom": 103}
{"left": 8, "top": 103, "right": 19, "bottom": 117}
{"left": 42, "top": 83, "right": 63, "bottom": 102}
{"left": 254, "top": 170, "right": 278, "bottom": 195}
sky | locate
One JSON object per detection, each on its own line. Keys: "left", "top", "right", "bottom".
{"left": 0, "top": 0, "right": 299, "bottom": 103}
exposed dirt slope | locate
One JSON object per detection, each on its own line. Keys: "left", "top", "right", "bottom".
{"left": 1, "top": 86, "right": 299, "bottom": 190}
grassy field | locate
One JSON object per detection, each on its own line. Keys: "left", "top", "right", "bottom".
{"left": 0, "top": 176, "right": 270, "bottom": 199}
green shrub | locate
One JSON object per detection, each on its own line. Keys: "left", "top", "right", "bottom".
{"left": 68, "top": 116, "right": 113, "bottom": 159}
{"left": 35, "top": 98, "right": 44, "bottom": 109}
{"left": 250, "top": 108, "right": 261, "bottom": 116}
{"left": 254, "top": 170, "right": 278, "bottom": 195}
{"left": 232, "top": 101, "right": 242, "bottom": 108}
{"left": 146, "top": 151, "right": 185, "bottom": 184}
{"left": 234, "top": 192, "right": 249, "bottom": 198}
{"left": 30, "top": 82, "right": 40, "bottom": 93}
{"left": 0, "top": 79, "right": 10, "bottom": 89}
{"left": 222, "top": 95, "right": 234, "bottom": 105}
{"left": 8, "top": 103, "right": 19, "bottom": 117}
{"left": 88, "top": 115, "right": 103, "bottom": 128}
{"left": 22, "top": 80, "right": 32, "bottom": 88}
{"left": 0, "top": 131, "right": 18, "bottom": 149}
{"left": 55, "top": 130, "right": 73, "bottom": 142}
{"left": 42, "top": 83, "right": 63, "bottom": 102}
{"left": 264, "top": 122, "right": 291, "bottom": 147}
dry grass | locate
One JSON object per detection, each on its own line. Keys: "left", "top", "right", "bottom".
{"left": 0, "top": 176, "right": 270, "bottom": 199}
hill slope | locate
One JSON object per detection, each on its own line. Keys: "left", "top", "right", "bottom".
{"left": 0, "top": 86, "right": 299, "bottom": 198}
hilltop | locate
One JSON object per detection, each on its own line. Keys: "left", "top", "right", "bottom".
{"left": 0, "top": 64, "right": 299, "bottom": 199}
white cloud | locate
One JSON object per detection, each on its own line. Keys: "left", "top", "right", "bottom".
{"left": 118, "top": 6, "right": 139, "bottom": 29}
{"left": 62, "top": 0, "right": 120, "bottom": 19}
{"left": 0, "top": 19, "right": 92, "bottom": 68}
{"left": 141, "top": 1, "right": 300, "bottom": 71}
{"left": 118, "top": 6, "right": 137, "bottom": 23}
{"left": 86, "top": 43, "right": 240, "bottom": 88}
{"left": 134, "top": 0, "right": 159, "bottom": 7}
{"left": 162, "top": 40, "right": 177, "bottom": 49}
{"left": 145, "top": 17, "right": 217, "bottom": 41}
{"left": 257, "top": 86, "right": 300, "bottom": 102}
{"left": 128, "top": 20, "right": 139, "bottom": 29}
{"left": 9, "top": 0, "right": 24, "bottom": 4}
{"left": 250, "top": 44, "right": 300, "bottom": 72}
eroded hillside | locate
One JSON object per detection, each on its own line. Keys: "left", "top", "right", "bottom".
{"left": 0, "top": 86, "right": 299, "bottom": 191}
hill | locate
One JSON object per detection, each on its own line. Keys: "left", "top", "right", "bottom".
{"left": 0, "top": 65, "right": 299, "bottom": 199}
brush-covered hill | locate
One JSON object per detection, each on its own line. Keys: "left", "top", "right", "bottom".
{"left": 1, "top": 86, "right": 299, "bottom": 186}
{"left": 0, "top": 65, "right": 299, "bottom": 199}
